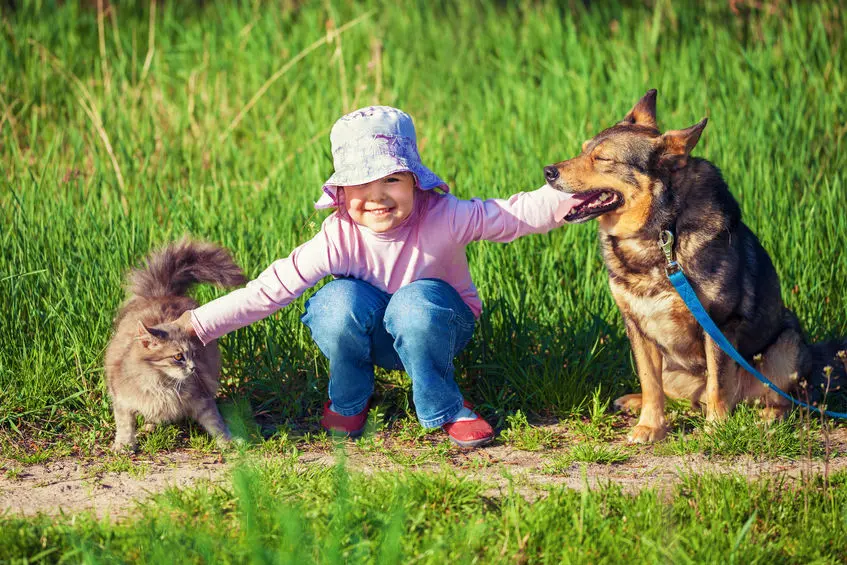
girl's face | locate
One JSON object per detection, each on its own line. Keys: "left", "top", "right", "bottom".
{"left": 341, "top": 172, "right": 416, "bottom": 232}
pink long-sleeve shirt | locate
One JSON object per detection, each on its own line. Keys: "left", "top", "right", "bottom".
{"left": 191, "top": 184, "right": 576, "bottom": 345}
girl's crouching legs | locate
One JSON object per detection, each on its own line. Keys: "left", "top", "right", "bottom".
{"left": 301, "top": 278, "right": 390, "bottom": 417}
{"left": 383, "top": 279, "right": 476, "bottom": 428}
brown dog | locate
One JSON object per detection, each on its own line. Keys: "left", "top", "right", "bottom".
{"left": 544, "top": 90, "right": 845, "bottom": 443}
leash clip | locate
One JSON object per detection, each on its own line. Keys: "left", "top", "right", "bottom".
{"left": 659, "top": 230, "right": 681, "bottom": 275}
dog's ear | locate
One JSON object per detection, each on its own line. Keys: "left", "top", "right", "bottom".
{"left": 621, "top": 89, "right": 657, "bottom": 128}
{"left": 659, "top": 118, "right": 708, "bottom": 171}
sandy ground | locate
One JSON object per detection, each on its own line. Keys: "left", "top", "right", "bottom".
{"left": 0, "top": 452, "right": 227, "bottom": 520}
{"left": 3, "top": 426, "right": 847, "bottom": 520}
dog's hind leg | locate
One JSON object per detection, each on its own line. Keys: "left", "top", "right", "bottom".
{"left": 613, "top": 393, "right": 643, "bottom": 413}
{"left": 740, "top": 328, "right": 803, "bottom": 420}
{"left": 704, "top": 330, "right": 740, "bottom": 422}
{"left": 663, "top": 368, "right": 707, "bottom": 407}
{"left": 614, "top": 371, "right": 705, "bottom": 413}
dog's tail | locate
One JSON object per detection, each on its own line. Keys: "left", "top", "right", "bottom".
{"left": 799, "top": 338, "right": 847, "bottom": 406}
{"left": 128, "top": 238, "right": 246, "bottom": 298}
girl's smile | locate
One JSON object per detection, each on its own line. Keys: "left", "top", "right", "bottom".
{"left": 365, "top": 206, "right": 394, "bottom": 216}
{"left": 342, "top": 172, "right": 416, "bottom": 232}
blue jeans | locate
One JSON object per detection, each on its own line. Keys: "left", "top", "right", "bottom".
{"left": 301, "top": 278, "right": 476, "bottom": 428}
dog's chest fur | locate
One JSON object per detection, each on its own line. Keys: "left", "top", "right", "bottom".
{"left": 603, "top": 235, "right": 707, "bottom": 373}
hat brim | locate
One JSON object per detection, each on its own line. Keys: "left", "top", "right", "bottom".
{"left": 316, "top": 159, "right": 448, "bottom": 209}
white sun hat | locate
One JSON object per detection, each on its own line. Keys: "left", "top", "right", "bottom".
{"left": 315, "top": 106, "right": 449, "bottom": 209}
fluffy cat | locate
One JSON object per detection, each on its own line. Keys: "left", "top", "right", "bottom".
{"left": 105, "top": 239, "right": 246, "bottom": 451}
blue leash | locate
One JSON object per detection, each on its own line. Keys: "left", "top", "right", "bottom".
{"left": 659, "top": 230, "right": 847, "bottom": 419}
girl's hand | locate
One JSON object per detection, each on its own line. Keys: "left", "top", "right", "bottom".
{"left": 175, "top": 311, "right": 197, "bottom": 337}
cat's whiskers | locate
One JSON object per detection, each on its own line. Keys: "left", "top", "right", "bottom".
{"left": 174, "top": 377, "right": 186, "bottom": 400}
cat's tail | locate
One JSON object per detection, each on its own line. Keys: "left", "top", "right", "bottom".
{"left": 128, "top": 238, "right": 247, "bottom": 298}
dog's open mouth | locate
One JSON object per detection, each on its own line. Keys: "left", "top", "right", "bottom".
{"left": 563, "top": 190, "right": 623, "bottom": 223}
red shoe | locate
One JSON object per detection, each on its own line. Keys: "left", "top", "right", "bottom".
{"left": 321, "top": 401, "right": 370, "bottom": 438}
{"left": 442, "top": 401, "right": 494, "bottom": 448}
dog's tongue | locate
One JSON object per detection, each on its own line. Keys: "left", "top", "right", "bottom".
{"left": 553, "top": 191, "right": 591, "bottom": 222}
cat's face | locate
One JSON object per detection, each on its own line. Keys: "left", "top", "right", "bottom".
{"left": 135, "top": 321, "right": 198, "bottom": 381}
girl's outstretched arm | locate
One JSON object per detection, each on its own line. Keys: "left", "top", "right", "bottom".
{"left": 448, "top": 184, "right": 579, "bottom": 244}
{"left": 189, "top": 229, "right": 337, "bottom": 345}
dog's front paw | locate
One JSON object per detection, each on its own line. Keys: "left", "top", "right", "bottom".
{"left": 614, "top": 394, "right": 643, "bottom": 414}
{"left": 627, "top": 424, "right": 668, "bottom": 444}
{"left": 705, "top": 401, "right": 729, "bottom": 423}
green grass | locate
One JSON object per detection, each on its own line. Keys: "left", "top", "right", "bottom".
{"left": 2, "top": 465, "right": 23, "bottom": 481}
{"left": 137, "top": 424, "right": 181, "bottom": 456}
{"left": 499, "top": 410, "right": 560, "bottom": 451}
{"left": 566, "top": 386, "right": 623, "bottom": 442}
{"left": 655, "top": 405, "right": 830, "bottom": 459}
{"left": 545, "top": 443, "right": 633, "bottom": 471}
{"left": 1, "top": 0, "right": 847, "bottom": 559}
{"left": 2, "top": 0, "right": 844, "bottom": 452}
{"left": 3, "top": 456, "right": 847, "bottom": 563}
{"left": 89, "top": 453, "right": 150, "bottom": 478}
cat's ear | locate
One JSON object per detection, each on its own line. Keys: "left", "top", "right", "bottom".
{"left": 136, "top": 321, "right": 165, "bottom": 348}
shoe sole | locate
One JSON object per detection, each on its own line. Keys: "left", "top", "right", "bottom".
{"left": 324, "top": 427, "right": 365, "bottom": 439}
{"left": 448, "top": 435, "right": 494, "bottom": 448}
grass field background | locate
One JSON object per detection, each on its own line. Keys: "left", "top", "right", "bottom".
{"left": 3, "top": 0, "right": 845, "bottom": 446}
{"left": 1, "top": 0, "right": 846, "bottom": 561}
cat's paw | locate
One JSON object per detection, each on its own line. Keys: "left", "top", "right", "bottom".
{"left": 111, "top": 439, "right": 137, "bottom": 452}
{"left": 215, "top": 433, "right": 245, "bottom": 450}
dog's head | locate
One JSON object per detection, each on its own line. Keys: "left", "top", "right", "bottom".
{"left": 546, "top": 90, "right": 707, "bottom": 237}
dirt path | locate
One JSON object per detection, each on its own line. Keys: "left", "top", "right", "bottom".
{"left": 3, "top": 432, "right": 847, "bottom": 520}
{"left": 324, "top": 438, "right": 847, "bottom": 503}
{"left": 0, "top": 452, "right": 228, "bottom": 520}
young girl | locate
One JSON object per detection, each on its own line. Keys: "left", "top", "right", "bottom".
{"left": 176, "top": 106, "right": 579, "bottom": 448}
